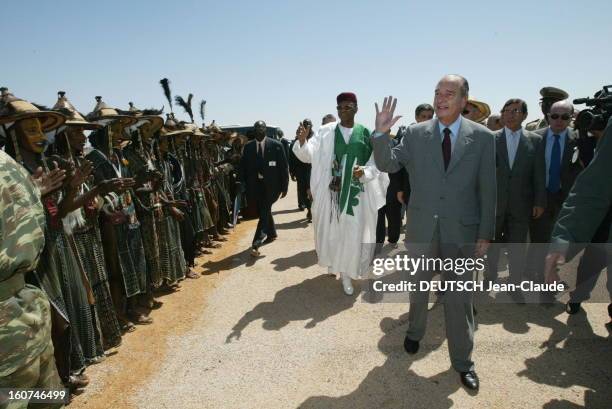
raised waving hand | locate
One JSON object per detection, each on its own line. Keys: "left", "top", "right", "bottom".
{"left": 375, "top": 96, "right": 402, "bottom": 134}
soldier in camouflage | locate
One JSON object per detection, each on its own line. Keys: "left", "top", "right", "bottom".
{"left": 0, "top": 149, "right": 65, "bottom": 409}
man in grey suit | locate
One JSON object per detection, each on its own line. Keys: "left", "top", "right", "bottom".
{"left": 485, "top": 99, "right": 546, "bottom": 296}
{"left": 371, "top": 75, "right": 496, "bottom": 391}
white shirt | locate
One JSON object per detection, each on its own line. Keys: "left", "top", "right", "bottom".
{"left": 504, "top": 127, "right": 521, "bottom": 168}
{"left": 338, "top": 124, "right": 352, "bottom": 143}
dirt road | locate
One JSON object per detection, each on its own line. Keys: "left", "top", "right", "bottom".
{"left": 71, "top": 184, "right": 611, "bottom": 409}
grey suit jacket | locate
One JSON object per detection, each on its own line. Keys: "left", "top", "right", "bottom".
{"left": 495, "top": 128, "right": 546, "bottom": 222}
{"left": 371, "top": 118, "right": 496, "bottom": 245}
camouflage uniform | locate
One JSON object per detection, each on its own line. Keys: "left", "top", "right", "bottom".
{"left": 525, "top": 117, "right": 548, "bottom": 131}
{"left": 0, "top": 150, "right": 63, "bottom": 409}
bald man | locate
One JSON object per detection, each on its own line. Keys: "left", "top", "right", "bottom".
{"left": 527, "top": 100, "right": 585, "bottom": 283}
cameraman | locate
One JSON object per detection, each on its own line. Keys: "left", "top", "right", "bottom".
{"left": 546, "top": 117, "right": 612, "bottom": 323}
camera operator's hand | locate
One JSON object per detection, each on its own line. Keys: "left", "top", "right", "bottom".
{"left": 544, "top": 252, "right": 565, "bottom": 284}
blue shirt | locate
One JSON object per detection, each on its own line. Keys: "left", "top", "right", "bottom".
{"left": 545, "top": 128, "right": 568, "bottom": 187}
{"left": 438, "top": 115, "right": 462, "bottom": 153}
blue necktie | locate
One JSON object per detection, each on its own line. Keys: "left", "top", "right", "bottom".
{"left": 548, "top": 134, "right": 561, "bottom": 193}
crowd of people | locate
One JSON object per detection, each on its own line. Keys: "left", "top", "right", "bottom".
{"left": 287, "top": 76, "right": 611, "bottom": 391}
{"left": 1, "top": 73, "right": 610, "bottom": 405}
{"left": 0, "top": 82, "right": 257, "bottom": 404}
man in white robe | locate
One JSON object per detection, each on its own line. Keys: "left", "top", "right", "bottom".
{"left": 293, "top": 92, "right": 388, "bottom": 295}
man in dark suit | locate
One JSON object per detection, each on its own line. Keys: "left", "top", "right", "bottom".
{"left": 289, "top": 119, "right": 313, "bottom": 220}
{"left": 240, "top": 120, "right": 288, "bottom": 257}
{"left": 486, "top": 99, "right": 546, "bottom": 294}
{"left": 371, "top": 75, "right": 497, "bottom": 391}
{"left": 527, "top": 100, "right": 584, "bottom": 282}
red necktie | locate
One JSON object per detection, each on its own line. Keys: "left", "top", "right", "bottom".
{"left": 442, "top": 127, "right": 451, "bottom": 170}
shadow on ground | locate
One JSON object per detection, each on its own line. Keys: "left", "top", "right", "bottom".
{"left": 271, "top": 250, "right": 318, "bottom": 271}
{"left": 226, "top": 274, "right": 357, "bottom": 342}
{"left": 298, "top": 295, "right": 611, "bottom": 408}
{"left": 298, "top": 307, "right": 466, "bottom": 409}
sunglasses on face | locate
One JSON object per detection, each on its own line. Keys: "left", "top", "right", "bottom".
{"left": 502, "top": 108, "right": 523, "bottom": 115}
{"left": 462, "top": 109, "right": 471, "bottom": 115}
{"left": 337, "top": 104, "right": 356, "bottom": 111}
{"left": 549, "top": 113, "right": 571, "bottom": 120}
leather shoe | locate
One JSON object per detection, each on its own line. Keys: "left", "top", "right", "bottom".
{"left": 263, "top": 235, "right": 277, "bottom": 244}
{"left": 460, "top": 371, "right": 479, "bottom": 391}
{"left": 403, "top": 336, "right": 419, "bottom": 354}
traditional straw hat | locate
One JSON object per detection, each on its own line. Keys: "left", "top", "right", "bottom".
{"left": 0, "top": 87, "right": 66, "bottom": 131}
{"left": 466, "top": 98, "right": 491, "bottom": 123}
{"left": 52, "top": 91, "right": 100, "bottom": 130}
{"left": 86, "top": 96, "right": 137, "bottom": 126}
{"left": 126, "top": 102, "right": 164, "bottom": 133}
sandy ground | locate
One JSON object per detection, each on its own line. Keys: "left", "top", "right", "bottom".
{"left": 71, "top": 183, "right": 611, "bottom": 409}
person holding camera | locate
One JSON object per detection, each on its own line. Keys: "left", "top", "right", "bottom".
{"left": 289, "top": 119, "right": 314, "bottom": 220}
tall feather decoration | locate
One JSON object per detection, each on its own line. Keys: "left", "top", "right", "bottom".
{"left": 159, "top": 78, "right": 173, "bottom": 112}
{"left": 175, "top": 93, "right": 194, "bottom": 123}
{"left": 199, "top": 100, "right": 206, "bottom": 125}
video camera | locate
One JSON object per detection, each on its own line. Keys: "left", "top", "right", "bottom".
{"left": 573, "top": 85, "right": 612, "bottom": 132}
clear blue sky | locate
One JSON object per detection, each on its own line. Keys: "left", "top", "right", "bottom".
{"left": 2, "top": 0, "right": 610, "bottom": 137}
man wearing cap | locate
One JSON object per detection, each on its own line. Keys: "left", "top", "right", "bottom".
{"left": 527, "top": 99, "right": 584, "bottom": 284}
{"left": 485, "top": 99, "right": 546, "bottom": 297}
{"left": 240, "top": 120, "right": 289, "bottom": 257}
{"left": 293, "top": 92, "right": 388, "bottom": 296}
{"left": 371, "top": 75, "right": 496, "bottom": 391}
{"left": 525, "top": 87, "right": 569, "bottom": 131}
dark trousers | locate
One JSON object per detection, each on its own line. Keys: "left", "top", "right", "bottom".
{"left": 569, "top": 210, "right": 612, "bottom": 303}
{"left": 296, "top": 177, "right": 311, "bottom": 209}
{"left": 486, "top": 213, "right": 529, "bottom": 283}
{"left": 251, "top": 180, "right": 276, "bottom": 248}
{"left": 527, "top": 191, "right": 565, "bottom": 282}
{"left": 376, "top": 200, "right": 402, "bottom": 244}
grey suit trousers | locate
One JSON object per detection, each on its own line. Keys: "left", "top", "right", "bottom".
{"left": 406, "top": 222, "right": 475, "bottom": 372}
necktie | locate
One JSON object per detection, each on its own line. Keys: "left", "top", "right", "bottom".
{"left": 442, "top": 127, "right": 451, "bottom": 170}
{"left": 548, "top": 134, "right": 561, "bottom": 193}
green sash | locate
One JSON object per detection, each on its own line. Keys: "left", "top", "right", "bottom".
{"left": 333, "top": 124, "right": 372, "bottom": 216}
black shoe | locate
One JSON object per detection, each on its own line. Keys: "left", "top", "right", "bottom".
{"left": 403, "top": 336, "right": 419, "bottom": 354}
{"left": 566, "top": 302, "right": 581, "bottom": 315}
{"left": 263, "top": 235, "right": 277, "bottom": 244}
{"left": 306, "top": 209, "right": 312, "bottom": 221}
{"left": 460, "top": 370, "right": 479, "bottom": 391}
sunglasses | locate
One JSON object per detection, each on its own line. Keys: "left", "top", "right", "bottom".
{"left": 462, "top": 109, "right": 471, "bottom": 115}
{"left": 337, "top": 104, "right": 357, "bottom": 111}
{"left": 502, "top": 108, "right": 523, "bottom": 115}
{"left": 549, "top": 113, "right": 571, "bottom": 120}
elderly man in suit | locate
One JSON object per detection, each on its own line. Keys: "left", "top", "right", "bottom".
{"left": 526, "top": 100, "right": 584, "bottom": 282}
{"left": 485, "top": 99, "right": 546, "bottom": 299}
{"left": 371, "top": 74, "right": 496, "bottom": 391}
{"left": 240, "top": 120, "right": 289, "bottom": 257}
